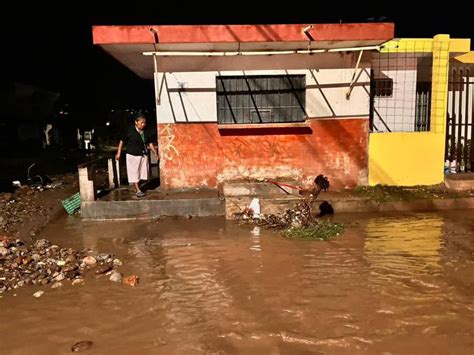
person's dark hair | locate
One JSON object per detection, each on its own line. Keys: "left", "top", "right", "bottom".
{"left": 133, "top": 111, "right": 146, "bottom": 122}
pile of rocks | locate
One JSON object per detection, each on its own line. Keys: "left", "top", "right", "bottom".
{"left": 0, "top": 236, "right": 137, "bottom": 296}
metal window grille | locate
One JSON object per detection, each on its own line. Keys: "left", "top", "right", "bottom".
{"left": 373, "top": 78, "right": 393, "bottom": 97}
{"left": 446, "top": 66, "right": 474, "bottom": 172}
{"left": 216, "top": 75, "right": 306, "bottom": 124}
{"left": 370, "top": 41, "right": 433, "bottom": 133}
{"left": 414, "top": 81, "right": 432, "bottom": 131}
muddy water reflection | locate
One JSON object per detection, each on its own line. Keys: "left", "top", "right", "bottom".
{"left": 1, "top": 212, "right": 473, "bottom": 354}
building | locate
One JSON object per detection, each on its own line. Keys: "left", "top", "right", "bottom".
{"left": 92, "top": 23, "right": 473, "bottom": 190}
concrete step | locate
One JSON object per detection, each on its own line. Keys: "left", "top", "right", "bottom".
{"left": 445, "top": 173, "right": 474, "bottom": 191}
{"left": 223, "top": 181, "right": 301, "bottom": 197}
{"left": 225, "top": 195, "right": 303, "bottom": 219}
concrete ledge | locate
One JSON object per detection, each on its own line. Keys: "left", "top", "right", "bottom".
{"left": 81, "top": 198, "right": 225, "bottom": 220}
{"left": 332, "top": 197, "right": 474, "bottom": 213}
{"left": 81, "top": 194, "right": 474, "bottom": 220}
{"left": 226, "top": 196, "right": 474, "bottom": 219}
{"left": 445, "top": 173, "right": 474, "bottom": 191}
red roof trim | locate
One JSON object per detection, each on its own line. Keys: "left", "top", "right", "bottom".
{"left": 92, "top": 23, "right": 395, "bottom": 45}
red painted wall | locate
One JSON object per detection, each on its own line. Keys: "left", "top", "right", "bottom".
{"left": 158, "top": 119, "right": 368, "bottom": 191}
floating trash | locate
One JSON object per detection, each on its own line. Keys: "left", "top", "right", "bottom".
{"left": 62, "top": 192, "right": 81, "bottom": 215}
{"left": 234, "top": 197, "right": 344, "bottom": 241}
{"left": 71, "top": 340, "right": 94, "bottom": 352}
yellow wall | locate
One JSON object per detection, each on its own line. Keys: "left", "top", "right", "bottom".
{"left": 380, "top": 38, "right": 433, "bottom": 52}
{"left": 369, "top": 132, "right": 445, "bottom": 185}
{"left": 380, "top": 37, "right": 470, "bottom": 53}
{"left": 368, "top": 35, "right": 459, "bottom": 186}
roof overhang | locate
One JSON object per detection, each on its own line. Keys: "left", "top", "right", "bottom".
{"left": 453, "top": 51, "right": 474, "bottom": 64}
{"left": 93, "top": 23, "right": 395, "bottom": 78}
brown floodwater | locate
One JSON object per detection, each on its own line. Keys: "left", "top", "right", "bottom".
{"left": 1, "top": 211, "right": 473, "bottom": 354}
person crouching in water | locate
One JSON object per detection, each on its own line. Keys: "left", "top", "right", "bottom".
{"left": 115, "top": 113, "right": 158, "bottom": 198}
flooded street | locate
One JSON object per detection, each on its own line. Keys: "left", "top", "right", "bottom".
{"left": 1, "top": 211, "right": 473, "bottom": 354}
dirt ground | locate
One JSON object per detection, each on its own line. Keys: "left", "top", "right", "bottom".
{"left": 0, "top": 174, "right": 78, "bottom": 241}
{"left": 0, "top": 148, "right": 110, "bottom": 241}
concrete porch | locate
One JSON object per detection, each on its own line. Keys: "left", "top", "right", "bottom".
{"left": 81, "top": 188, "right": 225, "bottom": 219}
{"left": 78, "top": 157, "right": 225, "bottom": 219}
{"left": 77, "top": 158, "right": 304, "bottom": 220}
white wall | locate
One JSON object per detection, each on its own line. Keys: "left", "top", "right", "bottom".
{"left": 372, "top": 57, "right": 418, "bottom": 132}
{"left": 155, "top": 68, "right": 371, "bottom": 124}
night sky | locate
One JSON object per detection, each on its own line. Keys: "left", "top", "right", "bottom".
{"left": 3, "top": 4, "right": 472, "bottom": 116}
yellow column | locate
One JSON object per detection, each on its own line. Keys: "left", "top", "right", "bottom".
{"left": 430, "top": 34, "right": 450, "bottom": 134}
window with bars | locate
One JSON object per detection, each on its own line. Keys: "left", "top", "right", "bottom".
{"left": 414, "top": 81, "right": 432, "bottom": 131}
{"left": 373, "top": 78, "right": 393, "bottom": 97}
{"left": 216, "top": 75, "right": 306, "bottom": 124}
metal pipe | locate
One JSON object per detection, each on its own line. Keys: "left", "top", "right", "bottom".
{"left": 142, "top": 49, "right": 328, "bottom": 56}
{"left": 142, "top": 45, "right": 380, "bottom": 57}
{"left": 302, "top": 25, "right": 314, "bottom": 41}
{"left": 328, "top": 45, "right": 380, "bottom": 52}
{"left": 346, "top": 50, "right": 364, "bottom": 99}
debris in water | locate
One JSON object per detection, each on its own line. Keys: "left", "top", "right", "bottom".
{"left": 122, "top": 275, "right": 139, "bottom": 287}
{"left": 109, "top": 271, "right": 122, "bottom": 283}
{"left": 250, "top": 226, "right": 261, "bottom": 236}
{"left": 95, "top": 264, "right": 112, "bottom": 275}
{"left": 82, "top": 256, "right": 97, "bottom": 267}
{"left": 236, "top": 199, "right": 315, "bottom": 229}
{"left": 112, "top": 259, "right": 122, "bottom": 267}
{"left": 71, "top": 340, "right": 94, "bottom": 352}
{"left": 72, "top": 279, "right": 85, "bottom": 286}
{"left": 282, "top": 221, "right": 344, "bottom": 240}
{"left": 235, "top": 197, "right": 343, "bottom": 240}
{"left": 248, "top": 198, "right": 261, "bottom": 218}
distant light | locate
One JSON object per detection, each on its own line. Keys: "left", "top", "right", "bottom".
{"left": 106, "top": 121, "right": 110, "bottom": 126}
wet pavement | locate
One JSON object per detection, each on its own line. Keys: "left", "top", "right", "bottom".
{"left": 98, "top": 185, "right": 219, "bottom": 201}
{"left": 0, "top": 211, "right": 473, "bottom": 354}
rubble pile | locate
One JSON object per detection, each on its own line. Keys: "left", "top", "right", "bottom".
{"left": 235, "top": 199, "right": 315, "bottom": 229}
{"left": 235, "top": 198, "right": 344, "bottom": 240}
{"left": 235, "top": 174, "right": 334, "bottom": 230}
{"left": 0, "top": 236, "right": 136, "bottom": 295}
